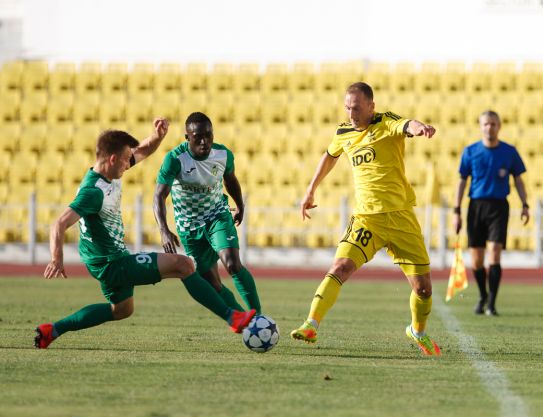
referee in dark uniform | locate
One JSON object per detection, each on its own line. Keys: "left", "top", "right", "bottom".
{"left": 453, "top": 110, "right": 530, "bottom": 316}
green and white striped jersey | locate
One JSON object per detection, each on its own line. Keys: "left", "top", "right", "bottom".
{"left": 157, "top": 142, "right": 234, "bottom": 232}
{"left": 69, "top": 169, "right": 129, "bottom": 265}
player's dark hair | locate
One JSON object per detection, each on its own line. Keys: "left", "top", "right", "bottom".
{"left": 96, "top": 130, "right": 139, "bottom": 158}
{"left": 347, "top": 82, "right": 374, "bottom": 100}
{"left": 185, "top": 112, "right": 212, "bottom": 128}
{"left": 480, "top": 110, "right": 501, "bottom": 122}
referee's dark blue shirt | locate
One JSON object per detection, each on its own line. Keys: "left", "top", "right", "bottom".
{"left": 459, "top": 140, "right": 526, "bottom": 199}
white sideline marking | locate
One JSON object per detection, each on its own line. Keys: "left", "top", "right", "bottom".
{"left": 433, "top": 298, "right": 529, "bottom": 417}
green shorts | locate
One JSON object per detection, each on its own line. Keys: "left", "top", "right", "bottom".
{"left": 86, "top": 252, "right": 162, "bottom": 304}
{"left": 179, "top": 212, "right": 239, "bottom": 274}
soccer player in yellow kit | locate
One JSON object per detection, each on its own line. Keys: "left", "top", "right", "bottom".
{"left": 290, "top": 82, "right": 441, "bottom": 356}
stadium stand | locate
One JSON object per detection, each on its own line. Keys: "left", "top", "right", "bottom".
{"left": 0, "top": 60, "right": 541, "bottom": 251}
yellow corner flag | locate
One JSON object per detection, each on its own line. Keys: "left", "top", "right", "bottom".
{"left": 446, "top": 240, "right": 468, "bottom": 302}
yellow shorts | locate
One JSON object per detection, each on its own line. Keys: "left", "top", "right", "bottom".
{"left": 335, "top": 209, "right": 430, "bottom": 276}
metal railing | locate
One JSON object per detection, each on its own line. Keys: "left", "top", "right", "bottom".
{"left": 2, "top": 193, "right": 541, "bottom": 267}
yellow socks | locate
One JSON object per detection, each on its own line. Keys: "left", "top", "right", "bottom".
{"left": 308, "top": 273, "right": 343, "bottom": 326}
{"left": 410, "top": 290, "right": 432, "bottom": 334}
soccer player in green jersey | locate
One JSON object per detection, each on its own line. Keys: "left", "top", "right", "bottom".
{"left": 35, "top": 118, "right": 255, "bottom": 349}
{"left": 153, "top": 112, "right": 261, "bottom": 314}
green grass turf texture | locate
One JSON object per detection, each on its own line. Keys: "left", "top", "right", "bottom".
{"left": 1, "top": 276, "right": 542, "bottom": 417}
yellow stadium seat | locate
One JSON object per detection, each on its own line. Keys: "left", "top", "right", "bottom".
{"left": 416, "top": 92, "right": 442, "bottom": 125}
{"left": 19, "top": 123, "right": 47, "bottom": 154}
{"left": 180, "top": 91, "right": 208, "bottom": 117}
{"left": 208, "top": 63, "right": 234, "bottom": 93}
{"left": 440, "top": 93, "right": 467, "bottom": 125}
{"left": 35, "top": 151, "right": 65, "bottom": 186}
{"left": 0, "top": 60, "right": 24, "bottom": 91}
{"left": 127, "top": 62, "right": 155, "bottom": 94}
{"left": 232, "top": 62, "right": 261, "bottom": 95}
{"left": 62, "top": 158, "right": 88, "bottom": 190}
{"left": 207, "top": 93, "right": 235, "bottom": 124}
{"left": 73, "top": 123, "right": 101, "bottom": 154}
{"left": 271, "top": 153, "right": 302, "bottom": 188}
{"left": 73, "top": 91, "right": 100, "bottom": 125}
{"left": 315, "top": 62, "right": 341, "bottom": 93}
{"left": 364, "top": 61, "right": 390, "bottom": 92}
{"left": 49, "top": 62, "right": 76, "bottom": 93}
{"left": 0, "top": 89, "right": 21, "bottom": 123}
{"left": 9, "top": 153, "right": 38, "bottom": 186}
{"left": 152, "top": 91, "right": 182, "bottom": 123}
{"left": 102, "top": 62, "right": 128, "bottom": 92}
{"left": 491, "top": 61, "right": 517, "bottom": 93}
{"left": 288, "top": 62, "right": 315, "bottom": 92}
{"left": 466, "top": 62, "right": 493, "bottom": 93}
{"left": 518, "top": 62, "right": 543, "bottom": 92}
{"left": 287, "top": 124, "right": 313, "bottom": 156}
{"left": 0, "top": 182, "right": 8, "bottom": 204}
{"left": 232, "top": 151, "right": 250, "bottom": 184}
{"left": 336, "top": 60, "right": 366, "bottom": 92}
{"left": 415, "top": 62, "right": 442, "bottom": 93}
{"left": 75, "top": 61, "right": 102, "bottom": 93}
{"left": 491, "top": 92, "right": 518, "bottom": 125}
{"left": 22, "top": 61, "right": 49, "bottom": 92}
{"left": 155, "top": 62, "right": 182, "bottom": 92}
{"left": 287, "top": 92, "right": 314, "bottom": 126}
{"left": 126, "top": 93, "right": 153, "bottom": 125}
{"left": 313, "top": 92, "right": 342, "bottom": 128}
{"left": 235, "top": 124, "right": 262, "bottom": 155}
{"left": 442, "top": 61, "right": 466, "bottom": 92}
{"left": 390, "top": 62, "right": 416, "bottom": 93}
{"left": 261, "top": 63, "right": 288, "bottom": 94}
{"left": 247, "top": 153, "right": 274, "bottom": 186}
{"left": 261, "top": 92, "right": 288, "bottom": 127}
{"left": 233, "top": 92, "right": 261, "bottom": 126}
{"left": 99, "top": 92, "right": 127, "bottom": 125}
{"left": 19, "top": 91, "right": 47, "bottom": 124}
{"left": 0, "top": 122, "right": 22, "bottom": 154}
{"left": 182, "top": 62, "right": 207, "bottom": 93}
{"left": 260, "top": 124, "right": 287, "bottom": 156}
{"left": 233, "top": 63, "right": 260, "bottom": 94}
{"left": 390, "top": 93, "right": 416, "bottom": 119}
{"left": 36, "top": 182, "right": 64, "bottom": 203}
{"left": 465, "top": 92, "right": 495, "bottom": 126}
{"left": 518, "top": 93, "right": 543, "bottom": 126}
{"left": 47, "top": 94, "right": 74, "bottom": 124}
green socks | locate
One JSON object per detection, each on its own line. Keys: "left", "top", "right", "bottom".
{"left": 232, "top": 267, "right": 261, "bottom": 313}
{"left": 182, "top": 272, "right": 231, "bottom": 321}
{"left": 218, "top": 285, "right": 244, "bottom": 311}
{"left": 53, "top": 303, "right": 114, "bottom": 336}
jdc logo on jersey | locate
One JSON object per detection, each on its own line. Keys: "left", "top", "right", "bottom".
{"left": 352, "top": 146, "right": 376, "bottom": 166}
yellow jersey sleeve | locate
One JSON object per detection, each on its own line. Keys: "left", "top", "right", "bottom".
{"left": 327, "top": 124, "right": 355, "bottom": 157}
{"left": 382, "top": 112, "right": 410, "bottom": 137}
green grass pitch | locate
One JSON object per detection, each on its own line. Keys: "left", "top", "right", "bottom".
{"left": 1, "top": 276, "right": 542, "bottom": 417}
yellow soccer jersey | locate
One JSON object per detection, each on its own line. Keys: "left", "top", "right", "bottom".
{"left": 327, "top": 111, "right": 416, "bottom": 214}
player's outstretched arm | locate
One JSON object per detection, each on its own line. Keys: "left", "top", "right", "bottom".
{"left": 153, "top": 183, "right": 180, "bottom": 253}
{"left": 452, "top": 177, "right": 467, "bottom": 234}
{"left": 514, "top": 175, "right": 530, "bottom": 225}
{"left": 44, "top": 207, "right": 80, "bottom": 279}
{"left": 223, "top": 171, "right": 245, "bottom": 226}
{"left": 301, "top": 152, "right": 338, "bottom": 220}
{"left": 406, "top": 120, "right": 436, "bottom": 138}
{"left": 132, "top": 118, "right": 170, "bottom": 164}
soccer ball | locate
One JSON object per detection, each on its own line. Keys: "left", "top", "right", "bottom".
{"left": 242, "top": 314, "right": 279, "bottom": 353}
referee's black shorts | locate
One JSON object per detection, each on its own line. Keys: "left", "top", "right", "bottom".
{"left": 467, "top": 198, "right": 509, "bottom": 248}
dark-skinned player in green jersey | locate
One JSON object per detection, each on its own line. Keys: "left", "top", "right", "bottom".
{"left": 153, "top": 112, "right": 261, "bottom": 314}
{"left": 35, "top": 118, "right": 255, "bottom": 349}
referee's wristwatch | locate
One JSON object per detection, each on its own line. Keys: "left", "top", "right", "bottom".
{"left": 453, "top": 206, "right": 461, "bottom": 215}
{"left": 522, "top": 202, "right": 530, "bottom": 210}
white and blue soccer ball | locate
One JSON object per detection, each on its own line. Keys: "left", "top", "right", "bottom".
{"left": 242, "top": 314, "right": 279, "bottom": 353}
